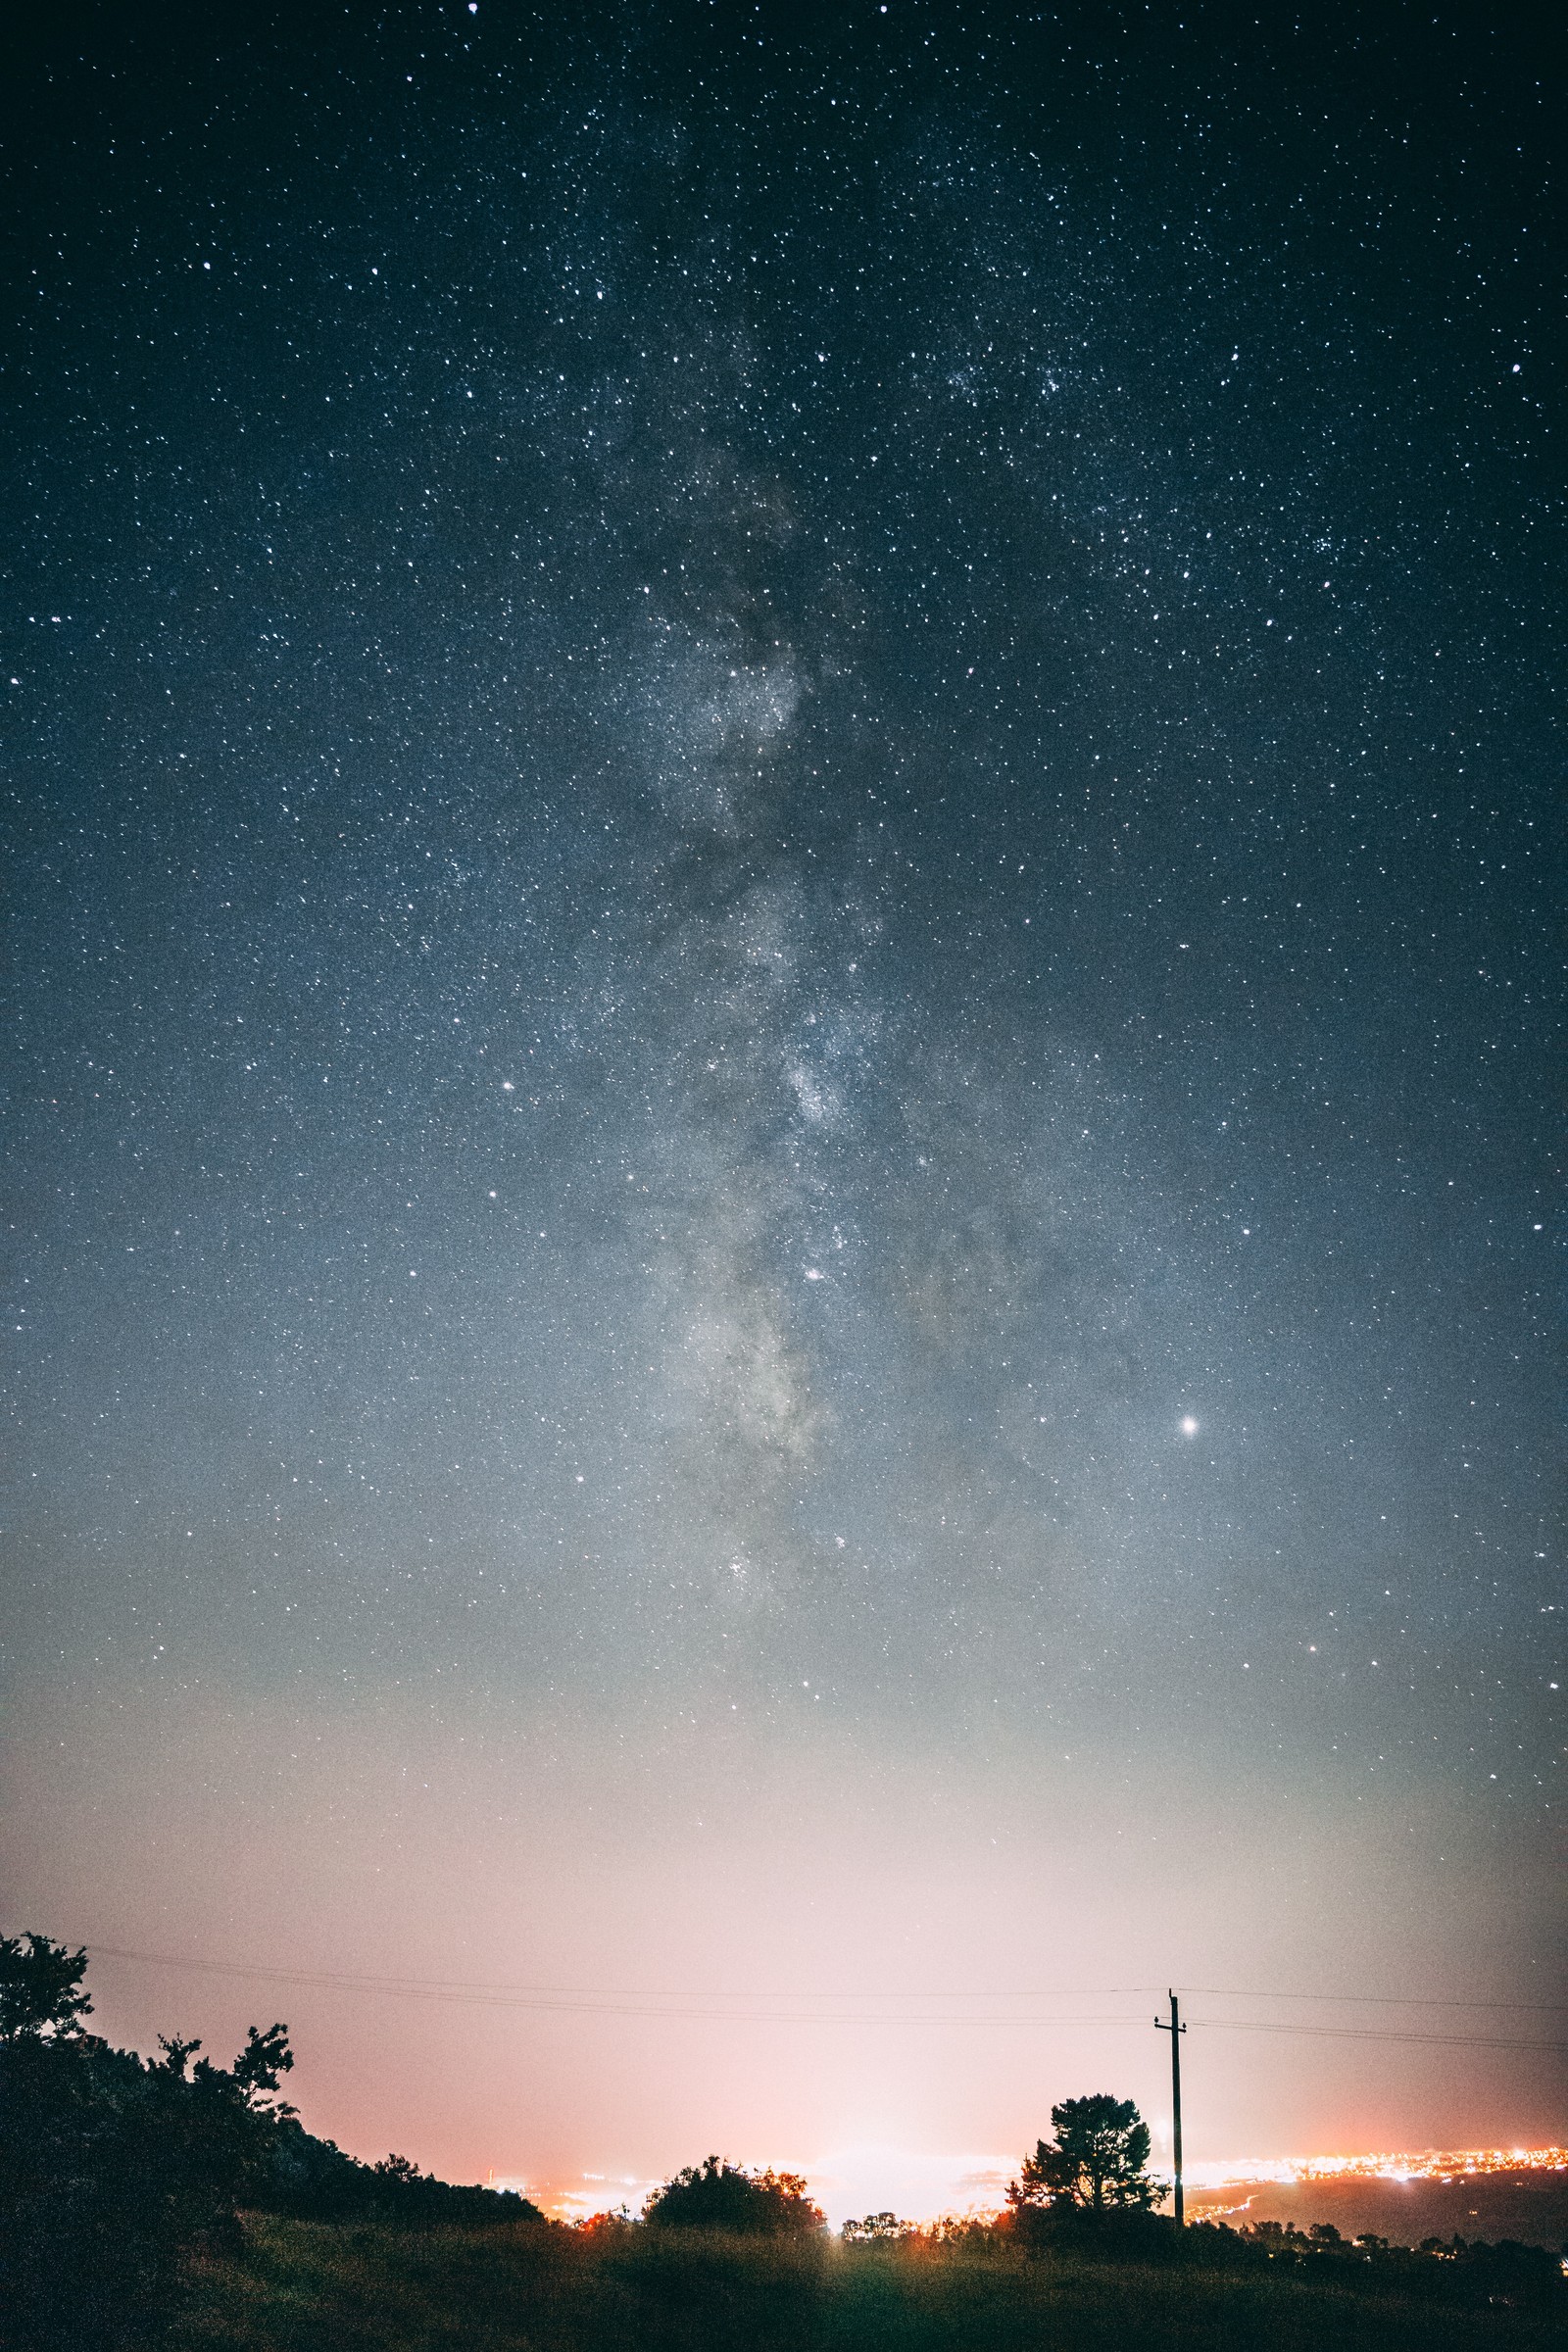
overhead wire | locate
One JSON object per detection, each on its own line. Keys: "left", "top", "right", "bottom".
{"left": 1185, "top": 1986, "right": 1568, "bottom": 2013}
{"left": 1187, "top": 2019, "right": 1566, "bottom": 2053}
{"left": 74, "top": 1940, "right": 1568, "bottom": 2049}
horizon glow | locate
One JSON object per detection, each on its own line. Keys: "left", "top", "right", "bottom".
{"left": 511, "top": 2145, "right": 1568, "bottom": 2230}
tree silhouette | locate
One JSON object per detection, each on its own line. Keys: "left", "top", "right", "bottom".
{"left": 0, "top": 1934, "right": 93, "bottom": 2040}
{"left": 1007, "top": 2093, "right": 1162, "bottom": 2215}
{"left": 843, "top": 2211, "right": 914, "bottom": 2242}
{"left": 644, "top": 2155, "right": 826, "bottom": 2235}
{"left": 0, "top": 1931, "right": 300, "bottom": 2350}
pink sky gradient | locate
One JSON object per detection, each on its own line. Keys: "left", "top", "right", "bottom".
{"left": 8, "top": 1673, "right": 1561, "bottom": 2202}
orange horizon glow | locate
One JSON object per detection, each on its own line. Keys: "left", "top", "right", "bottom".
{"left": 1184, "top": 2143, "right": 1568, "bottom": 2192}
{"left": 503, "top": 2143, "right": 1568, "bottom": 2229}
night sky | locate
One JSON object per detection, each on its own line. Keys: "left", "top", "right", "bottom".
{"left": 3, "top": 0, "right": 1562, "bottom": 2209}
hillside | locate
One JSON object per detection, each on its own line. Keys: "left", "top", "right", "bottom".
{"left": 177, "top": 2214, "right": 1568, "bottom": 2352}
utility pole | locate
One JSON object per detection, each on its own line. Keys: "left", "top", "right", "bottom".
{"left": 1155, "top": 1989, "right": 1186, "bottom": 2226}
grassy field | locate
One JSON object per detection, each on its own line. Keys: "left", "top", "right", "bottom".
{"left": 178, "top": 2216, "right": 1567, "bottom": 2352}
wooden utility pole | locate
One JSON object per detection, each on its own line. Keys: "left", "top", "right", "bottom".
{"left": 1155, "top": 1989, "right": 1186, "bottom": 2225}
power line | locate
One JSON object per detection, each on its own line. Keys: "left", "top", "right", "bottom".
{"left": 83, "top": 1945, "right": 1161, "bottom": 2011}
{"left": 1189, "top": 2018, "right": 1568, "bottom": 2054}
{"left": 81, "top": 1945, "right": 1568, "bottom": 2012}
{"left": 1186, "top": 1987, "right": 1568, "bottom": 2014}
{"left": 75, "top": 1942, "right": 1568, "bottom": 2049}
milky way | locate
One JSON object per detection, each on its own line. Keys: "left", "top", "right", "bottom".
{"left": 3, "top": 2, "right": 1561, "bottom": 2183}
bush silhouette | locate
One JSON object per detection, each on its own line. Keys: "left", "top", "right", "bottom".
{"left": 643, "top": 2155, "right": 825, "bottom": 2235}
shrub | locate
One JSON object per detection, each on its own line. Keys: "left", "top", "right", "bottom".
{"left": 643, "top": 2156, "right": 826, "bottom": 2236}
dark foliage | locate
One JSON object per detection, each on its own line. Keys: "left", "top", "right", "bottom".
{"left": 0, "top": 1934, "right": 95, "bottom": 2043}
{"left": 175, "top": 2210, "right": 1568, "bottom": 2352}
{"left": 1007, "top": 2201, "right": 1181, "bottom": 2259}
{"left": 1007, "top": 2093, "right": 1164, "bottom": 2215}
{"left": 0, "top": 2000, "right": 294, "bottom": 2351}
{"left": 260, "top": 2116, "right": 543, "bottom": 2228}
{"left": 643, "top": 2155, "right": 826, "bottom": 2236}
{"left": 1003, "top": 2205, "right": 1566, "bottom": 2312}
{"left": 1234, "top": 2217, "right": 1568, "bottom": 2313}
{"left": 0, "top": 1935, "right": 539, "bottom": 2352}
{"left": 842, "top": 2209, "right": 917, "bottom": 2242}
{"left": 999, "top": 2200, "right": 1566, "bottom": 2312}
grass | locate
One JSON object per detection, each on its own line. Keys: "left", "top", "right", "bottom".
{"left": 176, "top": 2216, "right": 1568, "bottom": 2352}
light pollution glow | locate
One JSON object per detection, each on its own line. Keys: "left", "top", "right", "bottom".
{"left": 1186, "top": 2144, "right": 1568, "bottom": 2189}
{"left": 509, "top": 2146, "right": 1568, "bottom": 2230}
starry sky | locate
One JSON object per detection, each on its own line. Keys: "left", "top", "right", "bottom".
{"left": 2, "top": 0, "right": 1563, "bottom": 2203}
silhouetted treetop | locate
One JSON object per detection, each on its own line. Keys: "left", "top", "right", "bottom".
{"left": 644, "top": 2155, "right": 826, "bottom": 2235}
{"left": 0, "top": 1933, "right": 93, "bottom": 2040}
{"left": 843, "top": 2211, "right": 915, "bottom": 2243}
{"left": 1007, "top": 2093, "right": 1163, "bottom": 2215}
